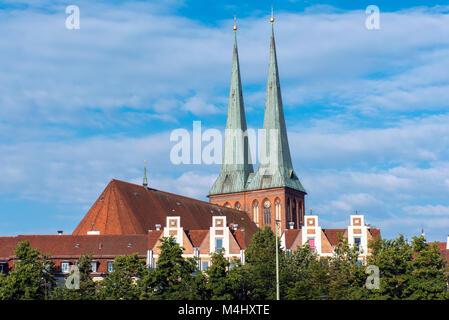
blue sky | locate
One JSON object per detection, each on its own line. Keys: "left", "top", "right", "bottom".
{"left": 1, "top": 0, "right": 449, "bottom": 241}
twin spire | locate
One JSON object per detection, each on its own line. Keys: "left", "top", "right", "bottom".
{"left": 209, "top": 13, "right": 306, "bottom": 196}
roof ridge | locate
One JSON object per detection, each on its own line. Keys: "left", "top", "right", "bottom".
{"left": 112, "top": 179, "right": 244, "bottom": 215}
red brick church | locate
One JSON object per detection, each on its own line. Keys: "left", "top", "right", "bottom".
{"left": 0, "top": 18, "right": 384, "bottom": 280}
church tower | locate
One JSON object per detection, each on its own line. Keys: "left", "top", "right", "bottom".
{"left": 209, "top": 16, "right": 306, "bottom": 233}
{"left": 209, "top": 18, "right": 254, "bottom": 200}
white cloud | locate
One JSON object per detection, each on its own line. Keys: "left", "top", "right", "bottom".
{"left": 405, "top": 205, "right": 449, "bottom": 216}
{"left": 182, "top": 95, "right": 223, "bottom": 116}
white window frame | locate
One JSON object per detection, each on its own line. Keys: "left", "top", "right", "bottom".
{"left": 107, "top": 261, "right": 114, "bottom": 273}
{"left": 61, "top": 262, "right": 70, "bottom": 274}
{"left": 91, "top": 261, "right": 98, "bottom": 273}
{"left": 201, "top": 261, "right": 209, "bottom": 271}
{"left": 215, "top": 238, "right": 223, "bottom": 253}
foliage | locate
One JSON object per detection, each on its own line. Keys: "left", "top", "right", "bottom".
{"left": 98, "top": 253, "right": 146, "bottom": 300}
{"left": 0, "top": 241, "right": 56, "bottom": 300}
{"left": 243, "top": 227, "right": 282, "bottom": 300}
{"left": 139, "top": 236, "right": 202, "bottom": 300}
{"left": 1, "top": 232, "right": 448, "bottom": 300}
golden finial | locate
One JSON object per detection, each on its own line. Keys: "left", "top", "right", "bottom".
{"left": 270, "top": 6, "right": 275, "bottom": 23}
{"left": 233, "top": 15, "right": 237, "bottom": 31}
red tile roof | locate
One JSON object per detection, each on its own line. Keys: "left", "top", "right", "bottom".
{"left": 73, "top": 180, "right": 258, "bottom": 245}
{"left": 368, "top": 228, "right": 381, "bottom": 240}
{"left": 186, "top": 230, "right": 208, "bottom": 248}
{"left": 0, "top": 235, "right": 148, "bottom": 260}
{"left": 230, "top": 229, "right": 246, "bottom": 249}
{"left": 322, "top": 229, "right": 346, "bottom": 247}
{"left": 148, "top": 230, "right": 163, "bottom": 249}
{"left": 283, "top": 229, "right": 301, "bottom": 249}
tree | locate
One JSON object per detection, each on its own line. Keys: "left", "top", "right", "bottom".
{"left": 403, "top": 236, "right": 448, "bottom": 300}
{"left": 0, "top": 241, "right": 56, "bottom": 300}
{"left": 327, "top": 235, "right": 368, "bottom": 300}
{"left": 98, "top": 253, "right": 146, "bottom": 300}
{"left": 205, "top": 248, "right": 231, "bottom": 300}
{"left": 244, "top": 227, "right": 282, "bottom": 300}
{"left": 366, "top": 234, "right": 414, "bottom": 299}
{"left": 140, "top": 237, "right": 204, "bottom": 300}
{"left": 281, "top": 244, "right": 329, "bottom": 300}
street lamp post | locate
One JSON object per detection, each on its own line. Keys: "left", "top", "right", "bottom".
{"left": 275, "top": 219, "right": 280, "bottom": 300}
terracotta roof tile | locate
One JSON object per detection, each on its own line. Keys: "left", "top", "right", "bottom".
{"left": 230, "top": 229, "right": 246, "bottom": 249}
{"left": 368, "top": 228, "right": 381, "bottom": 240}
{"left": 322, "top": 229, "right": 346, "bottom": 247}
{"left": 0, "top": 235, "right": 147, "bottom": 260}
{"left": 186, "top": 230, "right": 208, "bottom": 248}
{"left": 284, "top": 229, "right": 300, "bottom": 249}
{"left": 73, "top": 180, "right": 258, "bottom": 245}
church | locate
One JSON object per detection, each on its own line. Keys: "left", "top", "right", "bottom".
{"left": 0, "top": 17, "right": 382, "bottom": 280}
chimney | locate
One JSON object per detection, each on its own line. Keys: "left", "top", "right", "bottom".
{"left": 155, "top": 224, "right": 161, "bottom": 231}
{"left": 289, "top": 222, "right": 294, "bottom": 230}
{"left": 446, "top": 235, "right": 449, "bottom": 250}
{"left": 57, "top": 230, "right": 63, "bottom": 235}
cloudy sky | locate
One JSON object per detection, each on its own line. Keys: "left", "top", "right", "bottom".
{"left": 1, "top": 0, "right": 449, "bottom": 241}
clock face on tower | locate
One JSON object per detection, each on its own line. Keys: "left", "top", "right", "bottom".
{"left": 264, "top": 200, "right": 271, "bottom": 208}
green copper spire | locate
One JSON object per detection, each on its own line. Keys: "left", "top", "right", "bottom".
{"left": 209, "top": 19, "right": 254, "bottom": 196}
{"left": 247, "top": 19, "right": 306, "bottom": 193}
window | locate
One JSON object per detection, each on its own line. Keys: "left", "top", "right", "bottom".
{"left": 308, "top": 238, "right": 316, "bottom": 252}
{"left": 108, "top": 261, "right": 114, "bottom": 273}
{"left": 91, "top": 261, "right": 97, "bottom": 273}
{"left": 202, "top": 261, "right": 209, "bottom": 271}
{"left": 235, "top": 202, "right": 241, "bottom": 210}
{"left": 215, "top": 238, "right": 223, "bottom": 253}
{"left": 286, "top": 198, "right": 290, "bottom": 224}
{"left": 354, "top": 237, "right": 361, "bottom": 252}
{"left": 292, "top": 200, "right": 297, "bottom": 228}
{"left": 263, "top": 200, "right": 271, "bottom": 225}
{"left": 252, "top": 201, "right": 259, "bottom": 224}
{"left": 275, "top": 198, "right": 281, "bottom": 221}
{"left": 0, "top": 263, "right": 5, "bottom": 273}
{"left": 61, "top": 262, "right": 70, "bottom": 274}
{"left": 356, "top": 259, "right": 364, "bottom": 266}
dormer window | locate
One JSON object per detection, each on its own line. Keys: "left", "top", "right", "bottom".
{"left": 108, "top": 261, "right": 114, "bottom": 273}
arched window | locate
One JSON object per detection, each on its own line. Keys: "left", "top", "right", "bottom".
{"left": 298, "top": 201, "right": 303, "bottom": 226}
{"left": 275, "top": 198, "right": 281, "bottom": 221}
{"left": 292, "top": 199, "right": 297, "bottom": 228}
{"left": 235, "top": 202, "right": 241, "bottom": 211}
{"left": 286, "top": 198, "right": 291, "bottom": 225}
{"left": 263, "top": 200, "right": 271, "bottom": 225}
{"left": 224, "top": 202, "right": 231, "bottom": 208}
{"left": 252, "top": 200, "right": 259, "bottom": 224}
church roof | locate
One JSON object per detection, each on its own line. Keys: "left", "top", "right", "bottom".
{"left": 73, "top": 179, "right": 258, "bottom": 245}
